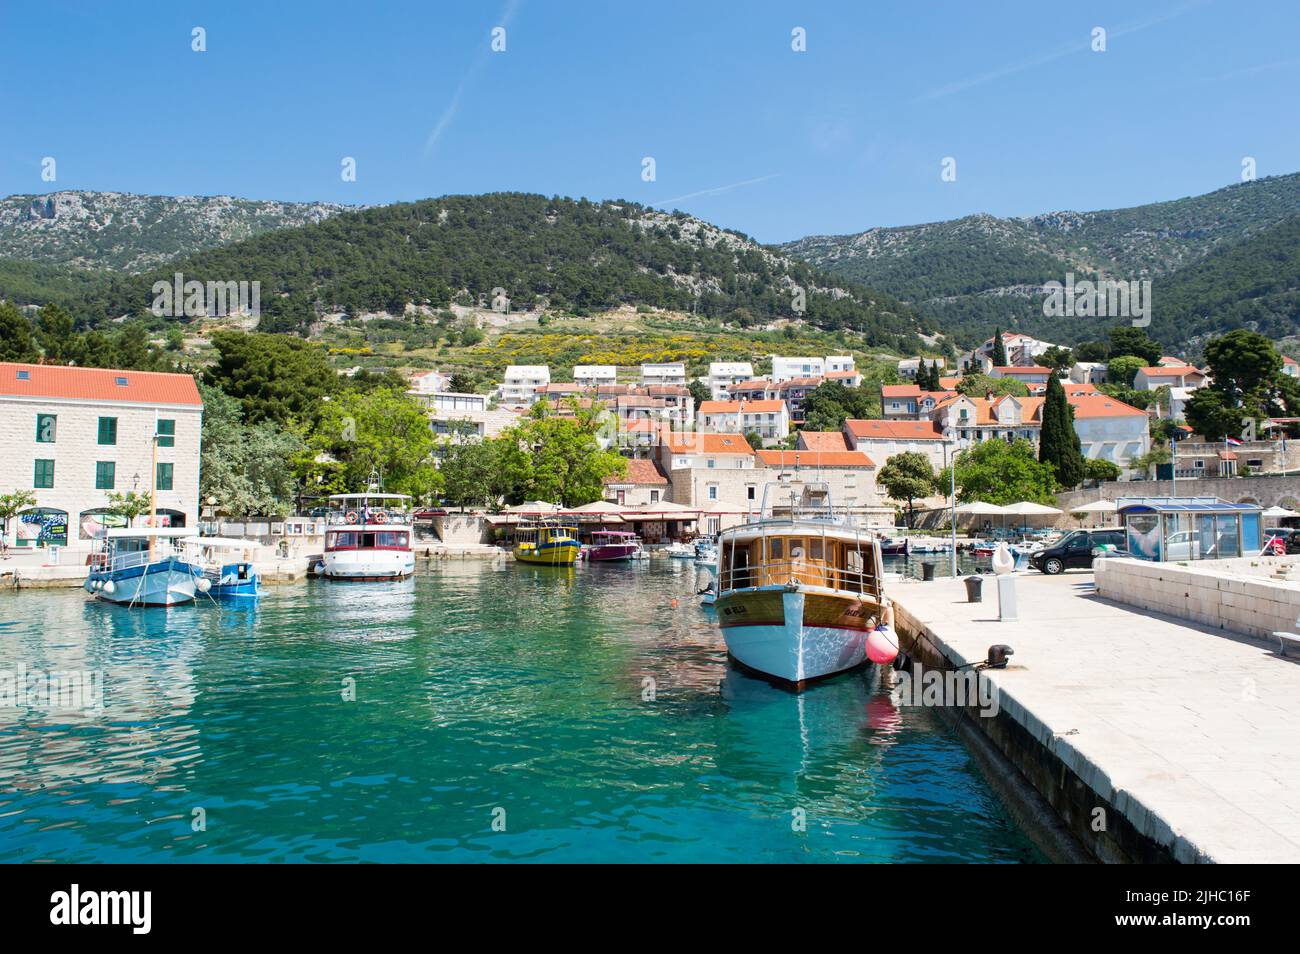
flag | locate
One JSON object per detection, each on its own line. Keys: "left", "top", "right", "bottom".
{"left": 1224, "top": 436, "right": 1242, "bottom": 446}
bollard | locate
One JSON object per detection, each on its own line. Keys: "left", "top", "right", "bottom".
{"left": 921, "top": 561, "right": 935, "bottom": 581}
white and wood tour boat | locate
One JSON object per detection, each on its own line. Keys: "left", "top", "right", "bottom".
{"left": 715, "top": 481, "right": 890, "bottom": 687}
{"left": 318, "top": 489, "right": 416, "bottom": 581}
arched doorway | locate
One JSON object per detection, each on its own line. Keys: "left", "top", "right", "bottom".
{"left": 16, "top": 507, "right": 68, "bottom": 547}
{"left": 79, "top": 508, "right": 129, "bottom": 540}
{"left": 153, "top": 508, "right": 186, "bottom": 528}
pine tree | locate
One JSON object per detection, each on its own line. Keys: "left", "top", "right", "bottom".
{"left": 991, "top": 328, "right": 1008, "bottom": 367}
{"left": 1039, "top": 375, "right": 1084, "bottom": 488}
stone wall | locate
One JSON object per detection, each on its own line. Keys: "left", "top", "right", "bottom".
{"left": 1094, "top": 555, "right": 1300, "bottom": 640}
{"left": 1059, "top": 474, "right": 1300, "bottom": 511}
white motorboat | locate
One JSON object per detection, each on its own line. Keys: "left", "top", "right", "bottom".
{"left": 317, "top": 487, "right": 416, "bottom": 581}
{"left": 665, "top": 541, "right": 695, "bottom": 559}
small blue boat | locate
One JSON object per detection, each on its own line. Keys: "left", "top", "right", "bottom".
{"left": 181, "top": 536, "right": 261, "bottom": 599}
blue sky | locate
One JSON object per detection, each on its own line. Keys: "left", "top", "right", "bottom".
{"left": 2, "top": 0, "right": 1297, "bottom": 242}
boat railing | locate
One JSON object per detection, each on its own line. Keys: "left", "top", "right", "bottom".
{"left": 717, "top": 558, "right": 881, "bottom": 597}
{"left": 324, "top": 507, "right": 412, "bottom": 527}
{"left": 95, "top": 543, "right": 187, "bottom": 575}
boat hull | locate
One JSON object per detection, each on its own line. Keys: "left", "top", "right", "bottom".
{"left": 715, "top": 586, "right": 882, "bottom": 686}
{"left": 585, "top": 544, "right": 639, "bottom": 562}
{"left": 322, "top": 548, "right": 415, "bottom": 580}
{"left": 513, "top": 541, "right": 580, "bottom": 565}
{"left": 88, "top": 558, "right": 199, "bottom": 607}
{"left": 209, "top": 562, "right": 261, "bottom": 598}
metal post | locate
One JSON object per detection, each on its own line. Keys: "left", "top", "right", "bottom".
{"left": 948, "top": 440, "right": 958, "bottom": 577}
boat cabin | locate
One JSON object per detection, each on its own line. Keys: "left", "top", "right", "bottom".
{"left": 718, "top": 528, "right": 881, "bottom": 595}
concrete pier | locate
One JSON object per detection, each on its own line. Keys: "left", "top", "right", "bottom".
{"left": 890, "top": 572, "right": 1300, "bottom": 863}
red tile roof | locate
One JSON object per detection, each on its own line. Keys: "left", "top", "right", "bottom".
{"left": 845, "top": 419, "right": 945, "bottom": 441}
{"left": 757, "top": 449, "right": 876, "bottom": 468}
{"left": 698, "top": 399, "right": 786, "bottom": 414}
{"left": 0, "top": 362, "right": 202, "bottom": 406}
{"left": 1067, "top": 393, "right": 1147, "bottom": 419}
{"left": 604, "top": 458, "right": 668, "bottom": 485}
{"left": 661, "top": 432, "right": 754, "bottom": 454}
{"left": 992, "top": 366, "right": 1050, "bottom": 374}
{"left": 797, "top": 430, "right": 851, "bottom": 452}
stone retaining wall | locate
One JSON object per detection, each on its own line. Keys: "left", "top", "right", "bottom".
{"left": 1094, "top": 556, "right": 1300, "bottom": 640}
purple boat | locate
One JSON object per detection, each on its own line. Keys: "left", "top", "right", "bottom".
{"left": 584, "top": 530, "right": 642, "bottom": 562}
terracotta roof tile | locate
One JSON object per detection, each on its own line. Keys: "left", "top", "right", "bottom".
{"left": 757, "top": 449, "right": 876, "bottom": 468}
{"left": 0, "top": 362, "right": 202, "bottom": 406}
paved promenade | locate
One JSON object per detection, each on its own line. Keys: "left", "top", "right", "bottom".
{"left": 891, "top": 572, "right": 1300, "bottom": 863}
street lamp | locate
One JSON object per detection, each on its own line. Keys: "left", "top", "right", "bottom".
{"left": 944, "top": 436, "right": 958, "bottom": 577}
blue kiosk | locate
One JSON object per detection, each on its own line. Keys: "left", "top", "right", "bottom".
{"left": 1117, "top": 496, "right": 1264, "bottom": 562}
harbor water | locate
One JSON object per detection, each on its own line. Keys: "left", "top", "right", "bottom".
{"left": 0, "top": 560, "right": 1041, "bottom": 863}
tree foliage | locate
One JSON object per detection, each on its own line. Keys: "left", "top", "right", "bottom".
{"left": 947, "top": 438, "right": 1056, "bottom": 506}
{"left": 1038, "top": 375, "right": 1084, "bottom": 488}
{"left": 199, "top": 383, "right": 304, "bottom": 516}
{"left": 877, "top": 451, "right": 936, "bottom": 528}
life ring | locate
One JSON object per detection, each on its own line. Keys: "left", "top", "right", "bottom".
{"left": 374, "top": 511, "right": 388, "bottom": 524}
{"left": 345, "top": 511, "right": 359, "bottom": 524}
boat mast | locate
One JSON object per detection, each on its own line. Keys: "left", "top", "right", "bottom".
{"left": 149, "top": 408, "right": 159, "bottom": 562}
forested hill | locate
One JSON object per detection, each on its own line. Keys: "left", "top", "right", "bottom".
{"left": 1144, "top": 214, "right": 1300, "bottom": 348}
{"left": 0, "top": 191, "right": 351, "bottom": 272}
{"left": 781, "top": 173, "right": 1300, "bottom": 348}
{"left": 88, "top": 193, "right": 928, "bottom": 351}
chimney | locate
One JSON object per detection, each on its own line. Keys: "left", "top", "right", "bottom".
{"left": 985, "top": 390, "right": 994, "bottom": 402}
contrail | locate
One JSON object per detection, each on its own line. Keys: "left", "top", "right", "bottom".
{"left": 656, "top": 173, "right": 781, "bottom": 206}
{"left": 915, "top": 0, "right": 1210, "bottom": 102}
{"left": 424, "top": 0, "right": 523, "bottom": 157}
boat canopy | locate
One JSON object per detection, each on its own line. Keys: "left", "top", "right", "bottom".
{"left": 328, "top": 493, "right": 411, "bottom": 503}
{"left": 105, "top": 527, "right": 193, "bottom": 539}
{"left": 180, "top": 536, "right": 259, "bottom": 549}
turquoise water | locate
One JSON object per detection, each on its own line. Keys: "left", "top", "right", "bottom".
{"left": 0, "top": 560, "right": 1040, "bottom": 863}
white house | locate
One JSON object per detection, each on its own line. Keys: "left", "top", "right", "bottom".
{"left": 415, "top": 391, "right": 519, "bottom": 441}
{"left": 706, "top": 361, "right": 754, "bottom": 400}
{"left": 770, "top": 354, "right": 854, "bottom": 382}
{"left": 574, "top": 364, "right": 617, "bottom": 388}
{"left": 0, "top": 362, "right": 203, "bottom": 551}
{"left": 408, "top": 369, "right": 452, "bottom": 393}
{"left": 1069, "top": 362, "right": 1108, "bottom": 385}
{"left": 500, "top": 365, "right": 550, "bottom": 405}
{"left": 639, "top": 363, "right": 687, "bottom": 387}
{"left": 897, "top": 357, "right": 946, "bottom": 380}
{"left": 696, "top": 399, "right": 790, "bottom": 444}
{"left": 1133, "top": 365, "right": 1208, "bottom": 391}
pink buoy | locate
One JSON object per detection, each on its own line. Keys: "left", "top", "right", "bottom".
{"left": 865, "top": 625, "right": 899, "bottom": 665}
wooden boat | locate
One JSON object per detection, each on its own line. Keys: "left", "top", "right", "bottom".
{"left": 319, "top": 487, "right": 416, "bottom": 581}
{"left": 181, "top": 536, "right": 261, "bottom": 598}
{"left": 512, "top": 521, "right": 580, "bottom": 565}
{"left": 85, "top": 528, "right": 205, "bottom": 607}
{"left": 583, "top": 530, "right": 641, "bottom": 562}
{"left": 715, "top": 481, "right": 887, "bottom": 687}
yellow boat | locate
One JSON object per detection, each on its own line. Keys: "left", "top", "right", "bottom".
{"left": 512, "top": 522, "right": 581, "bottom": 565}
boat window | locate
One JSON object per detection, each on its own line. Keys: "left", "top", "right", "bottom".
{"left": 808, "top": 538, "right": 824, "bottom": 561}
{"left": 788, "top": 538, "right": 804, "bottom": 560}
{"left": 377, "top": 531, "right": 408, "bottom": 547}
{"left": 769, "top": 538, "right": 784, "bottom": 559}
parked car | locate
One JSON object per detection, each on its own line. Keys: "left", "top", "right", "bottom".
{"left": 1029, "top": 528, "right": 1126, "bottom": 575}
{"left": 1264, "top": 527, "right": 1300, "bottom": 554}
{"left": 413, "top": 507, "right": 450, "bottom": 521}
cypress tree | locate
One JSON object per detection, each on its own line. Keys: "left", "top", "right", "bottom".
{"left": 992, "top": 329, "right": 1008, "bottom": 367}
{"left": 1039, "top": 375, "right": 1084, "bottom": 488}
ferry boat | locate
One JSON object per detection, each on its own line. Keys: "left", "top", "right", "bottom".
{"left": 319, "top": 490, "right": 416, "bottom": 581}
{"left": 714, "top": 481, "right": 888, "bottom": 687}
{"left": 181, "top": 536, "right": 261, "bottom": 598}
{"left": 583, "top": 530, "right": 642, "bottom": 562}
{"left": 85, "top": 528, "right": 207, "bottom": 607}
{"left": 512, "top": 521, "right": 580, "bottom": 565}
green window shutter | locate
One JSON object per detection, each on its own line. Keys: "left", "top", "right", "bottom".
{"left": 156, "top": 419, "right": 175, "bottom": 447}
{"left": 95, "top": 461, "right": 116, "bottom": 490}
{"left": 34, "top": 459, "right": 54, "bottom": 489}
{"left": 98, "top": 417, "right": 118, "bottom": 445}
{"left": 156, "top": 462, "right": 174, "bottom": 491}
{"left": 36, "top": 414, "right": 57, "bottom": 443}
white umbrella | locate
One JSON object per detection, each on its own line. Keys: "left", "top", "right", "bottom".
{"left": 1070, "top": 500, "right": 1118, "bottom": 514}
{"left": 1262, "top": 505, "right": 1299, "bottom": 519}
{"left": 1001, "top": 501, "right": 1062, "bottom": 516}
{"left": 954, "top": 501, "right": 1008, "bottom": 515}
